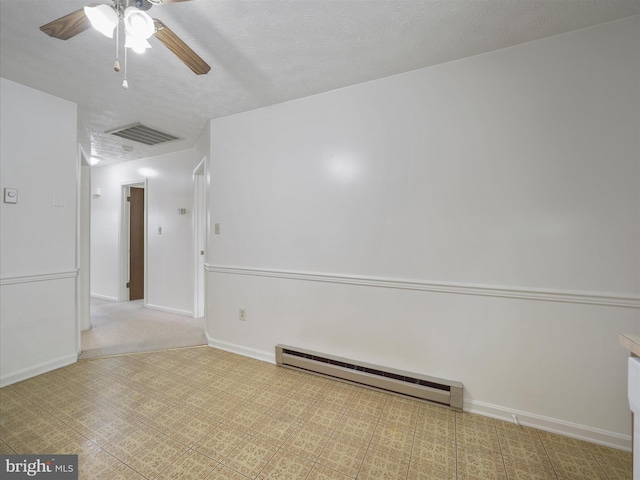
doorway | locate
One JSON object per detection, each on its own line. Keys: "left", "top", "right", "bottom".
{"left": 193, "top": 159, "right": 206, "bottom": 318}
{"left": 82, "top": 175, "right": 207, "bottom": 358}
{"left": 119, "top": 181, "right": 147, "bottom": 302}
{"left": 129, "top": 186, "right": 144, "bottom": 301}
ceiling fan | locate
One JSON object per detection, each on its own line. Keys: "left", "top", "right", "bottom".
{"left": 40, "top": 0, "right": 211, "bottom": 84}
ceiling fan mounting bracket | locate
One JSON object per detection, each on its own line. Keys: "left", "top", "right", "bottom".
{"left": 134, "top": 0, "right": 153, "bottom": 12}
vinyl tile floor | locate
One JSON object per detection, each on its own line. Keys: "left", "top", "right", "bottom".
{"left": 0, "top": 346, "right": 632, "bottom": 479}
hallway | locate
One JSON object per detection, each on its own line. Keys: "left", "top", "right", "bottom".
{"left": 80, "top": 298, "right": 206, "bottom": 359}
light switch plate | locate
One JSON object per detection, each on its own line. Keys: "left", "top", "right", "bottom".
{"left": 53, "top": 193, "right": 64, "bottom": 207}
{"left": 4, "top": 188, "right": 18, "bottom": 204}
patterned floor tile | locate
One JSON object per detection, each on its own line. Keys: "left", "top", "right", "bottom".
{"left": 503, "top": 460, "right": 557, "bottom": 480}
{"left": 118, "top": 434, "right": 189, "bottom": 478}
{"left": 321, "top": 384, "right": 359, "bottom": 409}
{"left": 256, "top": 449, "right": 314, "bottom": 479}
{"left": 221, "top": 436, "right": 278, "bottom": 478}
{"left": 347, "top": 391, "right": 386, "bottom": 418}
{"left": 0, "top": 439, "right": 16, "bottom": 454}
{"left": 456, "top": 447, "right": 507, "bottom": 480}
{"left": 226, "top": 404, "right": 268, "bottom": 433}
{"left": 194, "top": 423, "right": 248, "bottom": 462}
{"left": 369, "top": 421, "right": 415, "bottom": 459}
{"left": 456, "top": 422, "right": 502, "bottom": 455}
{"left": 303, "top": 403, "right": 346, "bottom": 430}
{"left": 155, "top": 448, "right": 219, "bottom": 479}
{"left": 146, "top": 406, "right": 216, "bottom": 446}
{"left": 380, "top": 398, "right": 419, "bottom": 428}
{"left": 251, "top": 410, "right": 300, "bottom": 446}
{"left": 277, "top": 397, "right": 314, "bottom": 418}
{"left": 316, "top": 433, "right": 368, "bottom": 477}
{"left": 205, "top": 463, "right": 252, "bottom": 479}
{"left": 358, "top": 446, "right": 410, "bottom": 479}
{"left": 498, "top": 435, "right": 552, "bottom": 469}
{"left": 411, "top": 433, "right": 457, "bottom": 476}
{"left": 416, "top": 411, "right": 456, "bottom": 440}
{"left": 281, "top": 423, "right": 333, "bottom": 461}
{"left": 77, "top": 446, "right": 124, "bottom": 480}
{"left": 407, "top": 461, "right": 456, "bottom": 480}
{"left": 592, "top": 462, "right": 633, "bottom": 480}
{"left": 102, "top": 462, "right": 147, "bottom": 480}
{"left": 538, "top": 431, "right": 592, "bottom": 452}
{"left": 545, "top": 448, "right": 608, "bottom": 480}
{"left": 334, "top": 411, "right": 379, "bottom": 444}
{"left": 587, "top": 442, "right": 632, "bottom": 467}
{"left": 494, "top": 421, "right": 540, "bottom": 440}
{"left": 456, "top": 412, "right": 497, "bottom": 430}
{"left": 307, "top": 463, "right": 355, "bottom": 480}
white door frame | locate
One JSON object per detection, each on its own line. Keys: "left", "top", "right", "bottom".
{"left": 119, "top": 179, "right": 148, "bottom": 302}
{"left": 193, "top": 159, "right": 206, "bottom": 318}
{"left": 76, "top": 145, "right": 92, "bottom": 355}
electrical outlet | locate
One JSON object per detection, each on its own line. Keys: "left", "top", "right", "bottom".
{"left": 239, "top": 308, "right": 246, "bottom": 321}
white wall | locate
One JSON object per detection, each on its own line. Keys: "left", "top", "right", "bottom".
{"left": 206, "top": 16, "right": 640, "bottom": 449}
{"left": 0, "top": 77, "right": 79, "bottom": 386}
{"left": 91, "top": 150, "right": 197, "bottom": 315}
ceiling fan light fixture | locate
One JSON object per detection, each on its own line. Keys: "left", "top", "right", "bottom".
{"left": 84, "top": 4, "right": 118, "bottom": 38}
{"left": 40, "top": 2, "right": 211, "bottom": 78}
{"left": 125, "top": 34, "right": 152, "bottom": 54}
{"left": 124, "top": 7, "right": 155, "bottom": 40}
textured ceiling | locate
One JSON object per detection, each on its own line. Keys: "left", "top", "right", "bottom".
{"left": 1, "top": 0, "right": 638, "bottom": 165}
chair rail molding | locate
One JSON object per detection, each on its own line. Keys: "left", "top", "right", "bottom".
{"left": 205, "top": 264, "right": 639, "bottom": 309}
{"left": 0, "top": 269, "right": 79, "bottom": 286}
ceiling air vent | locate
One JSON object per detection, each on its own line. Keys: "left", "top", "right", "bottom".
{"left": 106, "top": 123, "right": 181, "bottom": 146}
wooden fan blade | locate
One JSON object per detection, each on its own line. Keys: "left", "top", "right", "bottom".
{"left": 40, "top": 5, "right": 97, "bottom": 40}
{"left": 153, "top": 19, "right": 211, "bottom": 75}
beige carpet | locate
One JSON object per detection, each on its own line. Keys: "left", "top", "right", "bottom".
{"left": 80, "top": 298, "right": 207, "bottom": 359}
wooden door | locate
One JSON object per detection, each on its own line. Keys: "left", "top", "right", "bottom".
{"left": 129, "top": 187, "right": 144, "bottom": 300}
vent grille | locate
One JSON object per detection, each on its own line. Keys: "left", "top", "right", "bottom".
{"left": 275, "top": 344, "right": 463, "bottom": 411}
{"left": 283, "top": 348, "right": 449, "bottom": 391}
{"left": 106, "top": 123, "right": 181, "bottom": 146}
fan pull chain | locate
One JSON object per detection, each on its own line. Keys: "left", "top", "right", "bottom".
{"left": 114, "top": 4, "right": 120, "bottom": 72}
{"left": 123, "top": 46, "right": 129, "bottom": 89}
{"left": 119, "top": 0, "right": 129, "bottom": 89}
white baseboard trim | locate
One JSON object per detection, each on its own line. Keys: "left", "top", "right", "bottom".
{"left": 465, "top": 399, "right": 631, "bottom": 452}
{"left": 90, "top": 294, "right": 118, "bottom": 301}
{"left": 201, "top": 335, "right": 632, "bottom": 452}
{"left": 206, "top": 335, "right": 275, "bottom": 364}
{"left": 145, "top": 303, "right": 193, "bottom": 317}
{"left": 0, "top": 353, "right": 77, "bottom": 388}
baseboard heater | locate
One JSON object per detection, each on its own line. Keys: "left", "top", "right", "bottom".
{"left": 275, "top": 344, "right": 463, "bottom": 411}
